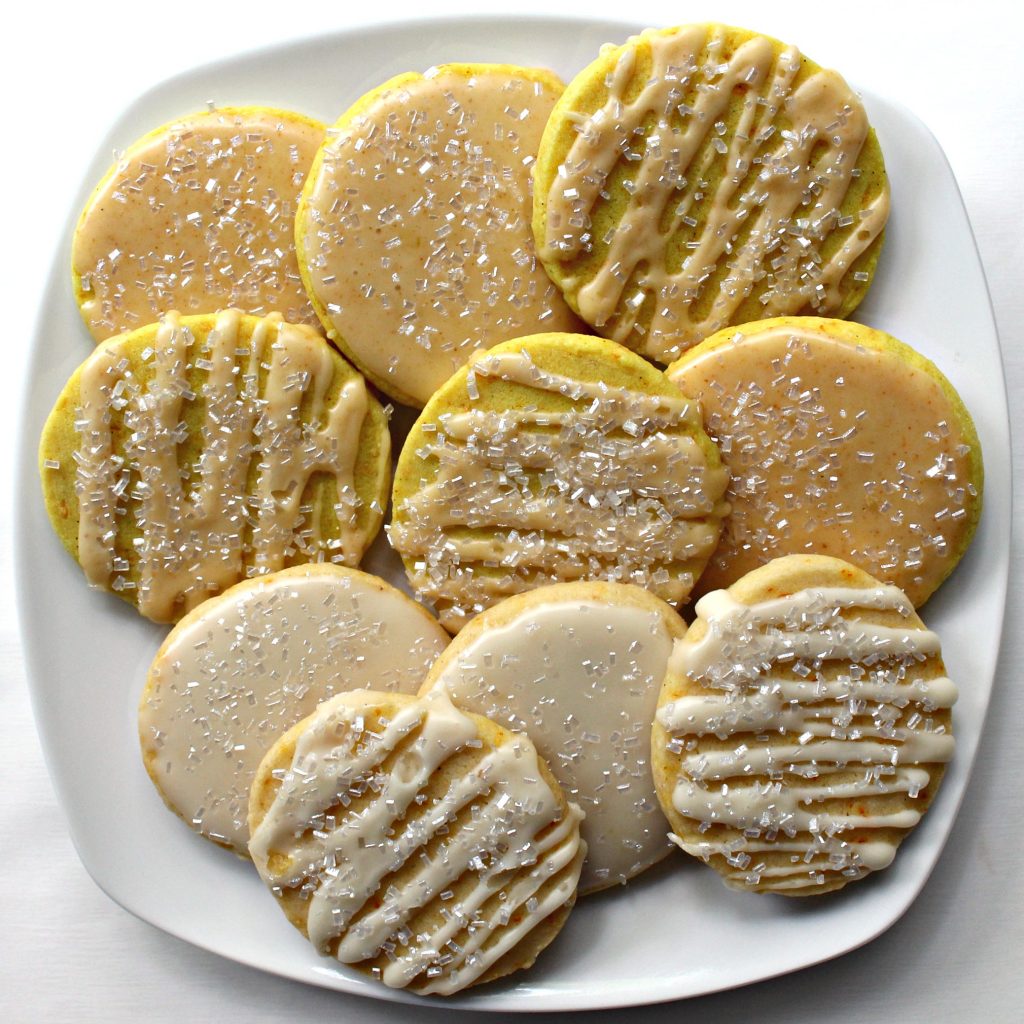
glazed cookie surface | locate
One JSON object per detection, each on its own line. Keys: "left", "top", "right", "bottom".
{"left": 388, "top": 332, "right": 730, "bottom": 632}
{"left": 40, "top": 310, "right": 390, "bottom": 623}
{"left": 73, "top": 107, "right": 324, "bottom": 341}
{"left": 533, "top": 24, "right": 889, "bottom": 363}
{"left": 296, "top": 63, "right": 584, "bottom": 407}
{"left": 666, "top": 316, "right": 983, "bottom": 605}
{"left": 420, "top": 582, "right": 684, "bottom": 892}
{"left": 248, "top": 688, "right": 585, "bottom": 995}
{"left": 652, "top": 555, "right": 956, "bottom": 896}
{"left": 140, "top": 564, "right": 449, "bottom": 853}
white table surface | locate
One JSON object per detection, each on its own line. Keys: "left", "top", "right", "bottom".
{"left": 2, "top": 1, "right": 1020, "bottom": 1020}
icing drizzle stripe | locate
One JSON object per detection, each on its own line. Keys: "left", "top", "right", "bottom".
{"left": 74, "top": 310, "right": 375, "bottom": 622}
{"left": 657, "top": 582, "right": 956, "bottom": 891}
{"left": 390, "top": 348, "right": 728, "bottom": 630}
{"left": 248, "top": 690, "right": 583, "bottom": 995}
{"left": 541, "top": 25, "right": 889, "bottom": 360}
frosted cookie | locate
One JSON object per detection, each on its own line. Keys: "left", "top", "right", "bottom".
{"left": 666, "top": 316, "right": 983, "bottom": 605}
{"left": 388, "top": 332, "right": 729, "bottom": 632}
{"left": 420, "top": 582, "right": 684, "bottom": 892}
{"left": 40, "top": 310, "right": 390, "bottom": 623}
{"left": 652, "top": 555, "right": 956, "bottom": 896}
{"left": 140, "top": 564, "right": 449, "bottom": 853}
{"left": 533, "top": 24, "right": 890, "bottom": 363}
{"left": 248, "top": 688, "right": 585, "bottom": 995}
{"left": 296, "top": 63, "right": 584, "bottom": 407}
{"left": 73, "top": 107, "right": 324, "bottom": 342}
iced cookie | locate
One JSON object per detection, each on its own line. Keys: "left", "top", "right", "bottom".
{"left": 296, "top": 63, "right": 584, "bottom": 407}
{"left": 248, "top": 688, "right": 585, "bottom": 995}
{"left": 666, "top": 316, "right": 983, "bottom": 605}
{"left": 388, "top": 332, "right": 729, "bottom": 632}
{"left": 652, "top": 555, "right": 956, "bottom": 896}
{"left": 140, "top": 564, "right": 449, "bottom": 853}
{"left": 40, "top": 310, "right": 390, "bottom": 623}
{"left": 420, "top": 582, "right": 684, "bottom": 892}
{"left": 73, "top": 107, "right": 324, "bottom": 341}
{"left": 533, "top": 24, "right": 890, "bottom": 363}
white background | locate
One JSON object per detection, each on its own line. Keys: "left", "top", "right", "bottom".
{"left": 2, "top": 1, "right": 1020, "bottom": 1020}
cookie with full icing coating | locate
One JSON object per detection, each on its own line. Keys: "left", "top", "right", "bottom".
{"left": 388, "top": 332, "right": 730, "bottom": 633}
{"left": 248, "top": 688, "right": 585, "bottom": 995}
{"left": 140, "top": 564, "right": 449, "bottom": 854}
{"left": 419, "top": 581, "right": 684, "bottom": 893}
{"left": 40, "top": 310, "right": 390, "bottom": 623}
{"left": 652, "top": 554, "right": 956, "bottom": 896}
{"left": 296, "top": 63, "right": 585, "bottom": 407}
{"left": 666, "top": 316, "right": 983, "bottom": 605}
{"left": 533, "top": 24, "right": 889, "bottom": 363}
{"left": 73, "top": 106, "right": 324, "bottom": 342}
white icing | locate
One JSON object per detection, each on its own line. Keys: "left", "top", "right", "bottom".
{"left": 140, "top": 565, "right": 449, "bottom": 852}
{"left": 428, "top": 597, "right": 675, "bottom": 891}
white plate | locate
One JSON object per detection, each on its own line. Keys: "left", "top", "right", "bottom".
{"left": 15, "top": 14, "right": 1010, "bottom": 1013}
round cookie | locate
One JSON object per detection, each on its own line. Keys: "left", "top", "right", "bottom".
{"left": 652, "top": 554, "right": 957, "bottom": 896}
{"left": 420, "top": 581, "right": 685, "bottom": 893}
{"left": 388, "top": 332, "right": 730, "bottom": 632}
{"left": 665, "top": 316, "right": 983, "bottom": 606}
{"left": 40, "top": 309, "right": 390, "bottom": 623}
{"left": 248, "top": 688, "right": 585, "bottom": 995}
{"left": 296, "top": 63, "right": 585, "bottom": 407}
{"left": 139, "top": 564, "right": 449, "bottom": 854}
{"left": 73, "top": 106, "right": 324, "bottom": 342}
{"left": 532, "top": 23, "right": 890, "bottom": 363}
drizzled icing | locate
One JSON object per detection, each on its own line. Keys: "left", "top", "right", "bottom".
{"left": 299, "top": 66, "right": 582, "bottom": 406}
{"left": 73, "top": 108, "right": 323, "bottom": 341}
{"left": 74, "top": 310, "right": 382, "bottom": 622}
{"left": 140, "top": 565, "right": 449, "bottom": 853}
{"left": 667, "top": 320, "right": 982, "bottom": 605}
{"left": 656, "top": 578, "right": 956, "bottom": 893}
{"left": 389, "top": 345, "right": 729, "bottom": 632}
{"left": 539, "top": 25, "right": 889, "bottom": 361}
{"left": 426, "top": 594, "right": 676, "bottom": 891}
{"left": 248, "top": 689, "right": 584, "bottom": 995}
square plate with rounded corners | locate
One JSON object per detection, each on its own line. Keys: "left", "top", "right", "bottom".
{"left": 15, "top": 14, "right": 1010, "bottom": 1014}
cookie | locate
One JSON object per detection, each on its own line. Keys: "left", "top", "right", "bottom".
{"left": 388, "top": 332, "right": 729, "bottom": 632}
{"left": 532, "top": 24, "right": 890, "bottom": 363}
{"left": 72, "top": 106, "right": 324, "bottom": 341}
{"left": 40, "top": 309, "right": 390, "bottom": 623}
{"left": 296, "top": 63, "right": 584, "bottom": 407}
{"left": 665, "top": 316, "right": 983, "bottom": 605}
{"left": 140, "top": 564, "right": 449, "bottom": 853}
{"left": 652, "top": 555, "right": 957, "bottom": 896}
{"left": 420, "top": 581, "right": 684, "bottom": 892}
{"left": 248, "top": 688, "right": 585, "bottom": 995}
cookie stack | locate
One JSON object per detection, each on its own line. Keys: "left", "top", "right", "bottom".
{"left": 38, "top": 21, "right": 982, "bottom": 997}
